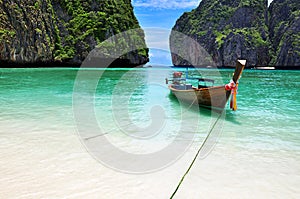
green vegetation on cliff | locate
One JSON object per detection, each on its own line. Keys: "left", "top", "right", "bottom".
{"left": 54, "top": 0, "right": 145, "bottom": 60}
{"left": 0, "top": 0, "right": 148, "bottom": 66}
{"left": 171, "top": 0, "right": 299, "bottom": 67}
{"left": 171, "top": 0, "right": 270, "bottom": 67}
{"left": 269, "top": 0, "right": 300, "bottom": 66}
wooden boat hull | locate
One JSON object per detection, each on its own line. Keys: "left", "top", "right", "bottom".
{"left": 169, "top": 85, "right": 230, "bottom": 110}
{"left": 168, "top": 60, "right": 246, "bottom": 111}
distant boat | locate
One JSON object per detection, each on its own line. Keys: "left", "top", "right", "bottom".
{"left": 253, "top": 66, "right": 275, "bottom": 70}
{"left": 166, "top": 60, "right": 246, "bottom": 111}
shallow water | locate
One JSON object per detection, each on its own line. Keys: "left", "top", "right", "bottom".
{"left": 0, "top": 68, "right": 299, "bottom": 198}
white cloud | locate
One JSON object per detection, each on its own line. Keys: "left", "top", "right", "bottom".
{"left": 132, "top": 0, "right": 199, "bottom": 9}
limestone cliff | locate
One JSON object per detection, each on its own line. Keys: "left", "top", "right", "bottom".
{"left": 171, "top": 0, "right": 270, "bottom": 67}
{"left": 269, "top": 0, "right": 300, "bottom": 67}
{"left": 171, "top": 0, "right": 300, "bottom": 68}
{"left": 0, "top": 0, "right": 149, "bottom": 67}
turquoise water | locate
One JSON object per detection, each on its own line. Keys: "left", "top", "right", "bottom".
{"left": 0, "top": 68, "right": 299, "bottom": 198}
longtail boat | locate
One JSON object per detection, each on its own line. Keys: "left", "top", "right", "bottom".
{"left": 166, "top": 60, "right": 246, "bottom": 111}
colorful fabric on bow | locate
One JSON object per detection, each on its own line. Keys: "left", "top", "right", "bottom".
{"left": 225, "top": 79, "right": 238, "bottom": 111}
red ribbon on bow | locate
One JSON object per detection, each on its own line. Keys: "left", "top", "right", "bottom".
{"left": 225, "top": 80, "right": 238, "bottom": 111}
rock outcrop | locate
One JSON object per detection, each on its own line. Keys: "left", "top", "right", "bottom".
{"left": 269, "top": 0, "right": 300, "bottom": 67}
{"left": 171, "top": 0, "right": 300, "bottom": 68}
{"left": 0, "top": 0, "right": 149, "bottom": 67}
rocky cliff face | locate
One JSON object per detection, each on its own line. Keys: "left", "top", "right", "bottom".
{"left": 171, "top": 0, "right": 269, "bottom": 67}
{"left": 171, "top": 0, "right": 299, "bottom": 68}
{"left": 269, "top": 0, "right": 300, "bottom": 66}
{"left": 0, "top": 0, "right": 149, "bottom": 67}
{"left": 0, "top": 0, "right": 56, "bottom": 64}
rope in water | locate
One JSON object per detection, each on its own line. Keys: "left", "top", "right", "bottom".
{"left": 170, "top": 110, "right": 224, "bottom": 199}
{"left": 84, "top": 122, "right": 135, "bottom": 140}
{"left": 83, "top": 95, "right": 223, "bottom": 199}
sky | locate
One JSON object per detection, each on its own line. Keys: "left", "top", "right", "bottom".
{"left": 132, "top": 0, "right": 200, "bottom": 65}
{"left": 132, "top": 0, "right": 274, "bottom": 65}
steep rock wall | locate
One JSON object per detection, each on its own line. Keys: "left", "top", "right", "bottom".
{"left": 171, "top": 0, "right": 300, "bottom": 68}
{"left": 0, "top": 0, "right": 149, "bottom": 67}
{"left": 269, "top": 0, "right": 300, "bottom": 67}
{"left": 171, "top": 0, "right": 270, "bottom": 67}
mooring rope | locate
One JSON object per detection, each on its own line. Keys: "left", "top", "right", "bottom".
{"left": 170, "top": 110, "right": 224, "bottom": 199}
{"left": 83, "top": 95, "right": 223, "bottom": 199}
{"left": 84, "top": 122, "right": 134, "bottom": 140}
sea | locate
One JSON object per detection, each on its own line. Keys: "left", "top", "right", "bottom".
{"left": 0, "top": 67, "right": 299, "bottom": 198}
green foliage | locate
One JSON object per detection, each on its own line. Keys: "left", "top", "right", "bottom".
{"left": 214, "top": 30, "right": 230, "bottom": 48}
{"left": 292, "top": 9, "right": 300, "bottom": 17}
{"left": 67, "top": 11, "right": 106, "bottom": 39}
{"left": 196, "top": 31, "right": 207, "bottom": 37}
{"left": 97, "top": 40, "right": 116, "bottom": 56}
{"left": 214, "top": 28, "right": 268, "bottom": 48}
{"left": 34, "top": 1, "right": 41, "bottom": 9}
{"left": 0, "top": 29, "right": 16, "bottom": 37}
{"left": 213, "top": 5, "right": 236, "bottom": 23}
{"left": 174, "top": 0, "right": 271, "bottom": 56}
{"left": 0, "top": 0, "right": 147, "bottom": 63}
{"left": 292, "top": 34, "right": 300, "bottom": 47}
{"left": 35, "top": 28, "right": 42, "bottom": 34}
{"left": 239, "top": 0, "right": 251, "bottom": 7}
{"left": 268, "top": 0, "right": 300, "bottom": 64}
{"left": 0, "top": 29, "right": 16, "bottom": 42}
{"left": 52, "top": 0, "right": 147, "bottom": 61}
{"left": 239, "top": 0, "right": 264, "bottom": 8}
{"left": 137, "top": 48, "right": 148, "bottom": 57}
